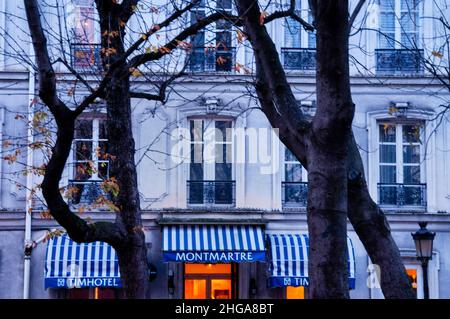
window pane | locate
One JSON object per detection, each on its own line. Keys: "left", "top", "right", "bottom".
{"left": 216, "top": 32, "right": 232, "bottom": 48}
{"left": 380, "top": 0, "right": 396, "bottom": 11}
{"left": 75, "top": 120, "right": 93, "bottom": 139}
{"left": 215, "top": 144, "right": 232, "bottom": 164}
{"left": 184, "top": 280, "right": 207, "bottom": 299}
{"left": 379, "top": 32, "right": 396, "bottom": 49}
{"left": 284, "top": 17, "right": 301, "bottom": 48}
{"left": 75, "top": 141, "right": 92, "bottom": 160}
{"left": 217, "top": 0, "right": 232, "bottom": 9}
{"left": 380, "top": 165, "right": 396, "bottom": 183}
{"left": 401, "top": 0, "right": 421, "bottom": 11}
{"left": 185, "top": 263, "right": 231, "bottom": 274}
{"left": 191, "top": 143, "right": 203, "bottom": 165}
{"left": 285, "top": 163, "right": 302, "bottom": 182}
{"left": 403, "top": 145, "right": 420, "bottom": 163}
{"left": 308, "top": 11, "right": 316, "bottom": 48}
{"left": 190, "top": 120, "right": 203, "bottom": 142}
{"left": 380, "top": 12, "right": 395, "bottom": 32}
{"left": 190, "top": 162, "right": 203, "bottom": 181}
{"left": 211, "top": 279, "right": 232, "bottom": 299}
{"left": 403, "top": 166, "right": 420, "bottom": 184}
{"left": 215, "top": 121, "right": 232, "bottom": 142}
{"left": 287, "top": 286, "right": 305, "bottom": 299}
{"left": 215, "top": 162, "right": 232, "bottom": 181}
{"left": 74, "top": 163, "right": 92, "bottom": 181}
{"left": 99, "top": 119, "right": 107, "bottom": 139}
{"left": 379, "top": 145, "right": 396, "bottom": 163}
{"left": 98, "top": 162, "right": 109, "bottom": 179}
{"left": 403, "top": 125, "right": 421, "bottom": 143}
{"left": 379, "top": 124, "right": 396, "bottom": 142}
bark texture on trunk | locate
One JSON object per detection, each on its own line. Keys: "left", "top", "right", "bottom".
{"left": 97, "top": 1, "right": 149, "bottom": 298}
{"left": 234, "top": 0, "right": 416, "bottom": 298}
{"left": 306, "top": 0, "right": 353, "bottom": 298}
{"left": 236, "top": 0, "right": 352, "bottom": 298}
{"left": 346, "top": 134, "right": 416, "bottom": 298}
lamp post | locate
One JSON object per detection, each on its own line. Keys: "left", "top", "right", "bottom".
{"left": 411, "top": 222, "right": 435, "bottom": 299}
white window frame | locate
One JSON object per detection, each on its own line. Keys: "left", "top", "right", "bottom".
{"left": 188, "top": 117, "right": 234, "bottom": 182}
{"left": 378, "top": 0, "right": 423, "bottom": 49}
{"left": 70, "top": 115, "right": 108, "bottom": 182}
{"left": 367, "top": 108, "right": 437, "bottom": 212}
{"left": 378, "top": 122, "right": 425, "bottom": 185}
{"left": 176, "top": 104, "right": 246, "bottom": 209}
{"left": 282, "top": 0, "right": 315, "bottom": 49}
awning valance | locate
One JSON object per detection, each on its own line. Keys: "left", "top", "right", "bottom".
{"left": 163, "top": 225, "right": 266, "bottom": 263}
{"left": 267, "top": 233, "right": 356, "bottom": 289}
{"left": 45, "top": 235, "right": 121, "bottom": 289}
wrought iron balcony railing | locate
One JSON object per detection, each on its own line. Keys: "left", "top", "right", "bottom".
{"left": 282, "top": 182, "right": 308, "bottom": 207}
{"left": 188, "top": 47, "right": 236, "bottom": 73}
{"left": 70, "top": 43, "right": 102, "bottom": 71}
{"left": 187, "top": 180, "right": 236, "bottom": 206}
{"left": 281, "top": 48, "right": 316, "bottom": 70}
{"left": 378, "top": 183, "right": 427, "bottom": 207}
{"left": 375, "top": 49, "right": 424, "bottom": 74}
{"left": 68, "top": 179, "right": 110, "bottom": 206}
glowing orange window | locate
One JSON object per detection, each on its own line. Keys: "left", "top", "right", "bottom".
{"left": 184, "top": 264, "right": 235, "bottom": 299}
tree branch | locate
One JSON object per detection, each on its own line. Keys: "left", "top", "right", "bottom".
{"left": 120, "top": 0, "right": 140, "bottom": 23}
{"left": 24, "top": 0, "right": 123, "bottom": 246}
{"left": 264, "top": 0, "right": 314, "bottom": 31}
{"left": 348, "top": 0, "right": 366, "bottom": 32}
{"left": 55, "top": 57, "right": 97, "bottom": 94}
{"left": 128, "top": 11, "right": 240, "bottom": 68}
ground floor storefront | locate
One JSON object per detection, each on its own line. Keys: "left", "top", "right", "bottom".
{"left": 0, "top": 212, "right": 447, "bottom": 299}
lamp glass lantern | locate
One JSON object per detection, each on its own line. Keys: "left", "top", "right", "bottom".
{"left": 412, "top": 222, "right": 435, "bottom": 260}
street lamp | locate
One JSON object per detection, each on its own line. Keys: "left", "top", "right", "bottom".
{"left": 411, "top": 222, "right": 435, "bottom": 299}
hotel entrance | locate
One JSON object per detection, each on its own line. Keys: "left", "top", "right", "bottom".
{"left": 184, "top": 263, "right": 238, "bottom": 299}
{"left": 162, "top": 224, "right": 265, "bottom": 299}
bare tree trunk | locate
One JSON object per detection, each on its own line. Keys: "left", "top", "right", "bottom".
{"left": 234, "top": 0, "right": 416, "bottom": 298}
{"left": 96, "top": 0, "right": 149, "bottom": 297}
{"left": 347, "top": 134, "right": 416, "bottom": 298}
{"left": 305, "top": 0, "right": 354, "bottom": 298}
{"left": 236, "top": 0, "right": 353, "bottom": 298}
{"left": 106, "top": 66, "right": 149, "bottom": 298}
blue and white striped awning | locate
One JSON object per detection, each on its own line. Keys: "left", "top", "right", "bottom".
{"left": 45, "top": 235, "right": 121, "bottom": 289}
{"left": 163, "top": 225, "right": 266, "bottom": 263}
{"left": 267, "top": 234, "right": 356, "bottom": 289}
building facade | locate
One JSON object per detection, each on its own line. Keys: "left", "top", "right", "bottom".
{"left": 0, "top": 0, "right": 450, "bottom": 299}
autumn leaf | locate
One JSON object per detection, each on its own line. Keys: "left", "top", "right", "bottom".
{"left": 216, "top": 56, "right": 227, "bottom": 65}
{"left": 129, "top": 67, "right": 143, "bottom": 77}
{"left": 236, "top": 30, "right": 246, "bottom": 43}
{"left": 259, "top": 11, "right": 268, "bottom": 25}
{"left": 431, "top": 50, "right": 443, "bottom": 58}
{"left": 141, "top": 34, "right": 148, "bottom": 40}
{"left": 119, "top": 19, "right": 126, "bottom": 28}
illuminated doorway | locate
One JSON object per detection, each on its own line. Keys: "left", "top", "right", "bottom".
{"left": 184, "top": 263, "right": 237, "bottom": 299}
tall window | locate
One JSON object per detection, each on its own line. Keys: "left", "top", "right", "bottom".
{"left": 67, "top": 0, "right": 100, "bottom": 70}
{"left": 70, "top": 117, "right": 109, "bottom": 205}
{"left": 188, "top": 119, "right": 234, "bottom": 205}
{"left": 379, "top": 0, "right": 421, "bottom": 49}
{"left": 283, "top": 148, "right": 308, "bottom": 206}
{"left": 68, "top": 0, "right": 95, "bottom": 43}
{"left": 189, "top": 0, "right": 234, "bottom": 72}
{"left": 283, "top": 0, "right": 315, "bottom": 48}
{"left": 378, "top": 122, "right": 426, "bottom": 207}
